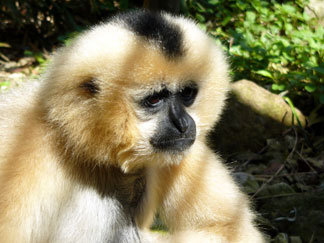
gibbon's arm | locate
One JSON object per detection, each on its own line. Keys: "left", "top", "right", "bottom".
{"left": 0, "top": 114, "right": 69, "bottom": 243}
{"left": 143, "top": 142, "right": 264, "bottom": 243}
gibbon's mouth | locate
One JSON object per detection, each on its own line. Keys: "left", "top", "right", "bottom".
{"left": 151, "top": 137, "right": 195, "bottom": 152}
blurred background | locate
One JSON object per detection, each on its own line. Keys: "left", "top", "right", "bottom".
{"left": 0, "top": 1, "right": 323, "bottom": 242}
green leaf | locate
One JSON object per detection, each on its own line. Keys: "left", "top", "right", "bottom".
{"left": 303, "top": 11, "right": 311, "bottom": 21}
{"left": 221, "top": 16, "right": 232, "bottom": 26}
{"left": 246, "top": 11, "right": 256, "bottom": 23}
{"left": 196, "top": 2, "right": 206, "bottom": 13}
{"left": 284, "top": 97, "right": 303, "bottom": 128}
{"left": 198, "top": 23, "right": 207, "bottom": 31}
{"left": 230, "top": 46, "right": 243, "bottom": 56}
{"left": 195, "top": 13, "right": 205, "bottom": 22}
{"left": 272, "top": 83, "right": 286, "bottom": 91}
{"left": 236, "top": 1, "right": 248, "bottom": 10}
{"left": 305, "top": 84, "right": 316, "bottom": 93}
{"left": 282, "top": 4, "right": 296, "bottom": 14}
{"left": 0, "top": 81, "right": 10, "bottom": 87}
{"left": 0, "top": 42, "right": 10, "bottom": 48}
{"left": 34, "top": 53, "right": 46, "bottom": 64}
{"left": 24, "top": 50, "right": 33, "bottom": 57}
{"left": 313, "top": 66, "right": 324, "bottom": 75}
{"left": 255, "top": 70, "right": 274, "bottom": 79}
{"left": 0, "top": 81, "right": 10, "bottom": 91}
{"left": 207, "top": 0, "right": 218, "bottom": 5}
{"left": 284, "top": 23, "right": 293, "bottom": 33}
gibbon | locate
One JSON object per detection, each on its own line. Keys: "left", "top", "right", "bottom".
{"left": 0, "top": 10, "right": 264, "bottom": 243}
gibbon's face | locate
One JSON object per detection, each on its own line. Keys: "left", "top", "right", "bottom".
{"left": 41, "top": 11, "right": 229, "bottom": 172}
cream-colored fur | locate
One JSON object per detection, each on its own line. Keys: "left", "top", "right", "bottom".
{"left": 0, "top": 11, "right": 264, "bottom": 242}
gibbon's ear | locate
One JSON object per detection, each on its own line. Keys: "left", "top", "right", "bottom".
{"left": 79, "top": 78, "right": 100, "bottom": 95}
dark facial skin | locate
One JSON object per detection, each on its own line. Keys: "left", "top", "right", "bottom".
{"left": 142, "top": 84, "right": 198, "bottom": 152}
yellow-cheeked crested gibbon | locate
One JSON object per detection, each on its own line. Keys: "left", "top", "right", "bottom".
{"left": 0, "top": 10, "right": 264, "bottom": 243}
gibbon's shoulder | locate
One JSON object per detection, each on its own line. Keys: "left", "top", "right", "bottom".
{"left": 0, "top": 81, "right": 40, "bottom": 162}
{"left": 0, "top": 81, "right": 40, "bottom": 125}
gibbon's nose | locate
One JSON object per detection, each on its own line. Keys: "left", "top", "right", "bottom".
{"left": 169, "top": 102, "right": 190, "bottom": 133}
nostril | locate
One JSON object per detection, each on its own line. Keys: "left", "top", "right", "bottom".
{"left": 176, "top": 117, "right": 189, "bottom": 133}
{"left": 169, "top": 101, "right": 192, "bottom": 134}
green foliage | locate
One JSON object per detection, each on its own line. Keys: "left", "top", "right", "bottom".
{"left": 24, "top": 50, "right": 49, "bottom": 75}
{"left": 57, "top": 31, "right": 83, "bottom": 46}
{"left": 183, "top": 0, "right": 324, "bottom": 105}
{"left": 0, "top": 81, "right": 11, "bottom": 92}
{"left": 0, "top": 0, "right": 135, "bottom": 46}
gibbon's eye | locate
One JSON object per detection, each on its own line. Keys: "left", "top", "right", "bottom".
{"left": 143, "top": 89, "right": 170, "bottom": 108}
{"left": 145, "top": 95, "right": 163, "bottom": 107}
{"left": 80, "top": 78, "right": 100, "bottom": 94}
{"left": 179, "top": 85, "right": 198, "bottom": 106}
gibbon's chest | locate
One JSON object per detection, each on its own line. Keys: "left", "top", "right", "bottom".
{"left": 46, "top": 167, "right": 145, "bottom": 243}
{"left": 47, "top": 185, "right": 142, "bottom": 243}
